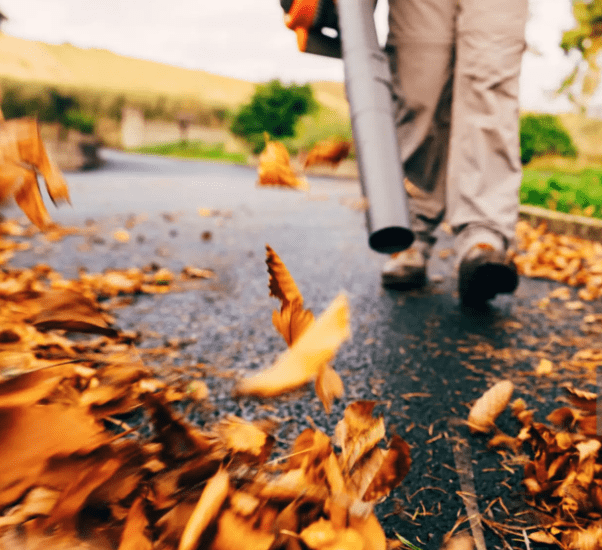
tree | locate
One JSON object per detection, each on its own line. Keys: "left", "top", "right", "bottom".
{"left": 560, "top": 1, "right": 602, "bottom": 107}
{"left": 231, "top": 80, "right": 317, "bottom": 153}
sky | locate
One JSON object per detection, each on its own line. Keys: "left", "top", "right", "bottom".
{"left": 0, "top": 0, "right": 586, "bottom": 112}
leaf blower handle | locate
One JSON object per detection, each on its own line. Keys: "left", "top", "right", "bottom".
{"left": 281, "top": 0, "right": 414, "bottom": 254}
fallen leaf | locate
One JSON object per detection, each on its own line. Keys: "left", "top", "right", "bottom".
{"left": 535, "top": 358, "right": 553, "bottom": 376}
{"left": 315, "top": 364, "right": 344, "bottom": 414}
{"left": 178, "top": 468, "right": 229, "bottom": 550}
{"left": 334, "top": 401, "right": 386, "bottom": 474}
{"left": 113, "top": 229, "right": 130, "bottom": 243}
{"left": 467, "top": 380, "right": 514, "bottom": 434}
{"left": 118, "top": 496, "right": 152, "bottom": 550}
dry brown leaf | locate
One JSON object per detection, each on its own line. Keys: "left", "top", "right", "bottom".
{"left": 265, "top": 244, "right": 314, "bottom": 346}
{"left": 363, "top": 435, "right": 411, "bottom": 501}
{"left": 467, "top": 380, "right": 514, "bottom": 434}
{"left": 216, "top": 416, "right": 274, "bottom": 462}
{"left": 118, "top": 496, "right": 152, "bottom": 550}
{"left": 178, "top": 468, "right": 229, "bottom": 550}
{"left": 29, "top": 288, "right": 118, "bottom": 337}
{"left": 334, "top": 401, "right": 386, "bottom": 474}
{"left": 303, "top": 138, "right": 351, "bottom": 169}
{"left": 235, "top": 293, "right": 350, "bottom": 397}
{"left": 257, "top": 139, "right": 308, "bottom": 190}
{"left": 0, "top": 118, "right": 70, "bottom": 229}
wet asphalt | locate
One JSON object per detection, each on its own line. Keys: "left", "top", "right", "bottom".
{"left": 7, "top": 149, "right": 601, "bottom": 549}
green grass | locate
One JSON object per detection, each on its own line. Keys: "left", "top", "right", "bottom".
{"left": 521, "top": 167, "right": 602, "bottom": 218}
{"left": 132, "top": 141, "right": 248, "bottom": 164}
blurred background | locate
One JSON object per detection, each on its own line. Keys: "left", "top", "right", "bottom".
{"left": 0, "top": 0, "right": 601, "bottom": 218}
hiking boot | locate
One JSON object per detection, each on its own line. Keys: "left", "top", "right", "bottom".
{"left": 458, "top": 243, "right": 518, "bottom": 305}
{"left": 381, "top": 246, "right": 428, "bottom": 288}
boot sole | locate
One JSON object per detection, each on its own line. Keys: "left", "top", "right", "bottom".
{"left": 459, "top": 254, "right": 518, "bottom": 305}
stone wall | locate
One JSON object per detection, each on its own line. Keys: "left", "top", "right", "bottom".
{"left": 39, "top": 123, "right": 102, "bottom": 172}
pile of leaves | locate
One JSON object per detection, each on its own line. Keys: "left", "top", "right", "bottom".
{"left": 468, "top": 380, "right": 602, "bottom": 549}
{"left": 514, "top": 219, "right": 602, "bottom": 300}
{"left": 0, "top": 242, "right": 412, "bottom": 549}
{"left": 257, "top": 137, "right": 350, "bottom": 191}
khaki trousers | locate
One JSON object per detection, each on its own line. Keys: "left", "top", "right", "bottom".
{"left": 386, "top": 0, "right": 528, "bottom": 256}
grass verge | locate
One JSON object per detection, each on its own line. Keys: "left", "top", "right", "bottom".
{"left": 131, "top": 140, "right": 248, "bottom": 164}
{"left": 521, "top": 166, "right": 602, "bottom": 219}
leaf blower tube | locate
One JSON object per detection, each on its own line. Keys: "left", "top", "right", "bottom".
{"left": 282, "top": 0, "right": 414, "bottom": 254}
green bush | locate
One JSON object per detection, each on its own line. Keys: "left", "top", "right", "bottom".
{"left": 1, "top": 85, "right": 96, "bottom": 134}
{"left": 230, "top": 80, "right": 317, "bottom": 153}
{"left": 520, "top": 114, "right": 577, "bottom": 165}
{"left": 64, "top": 109, "right": 95, "bottom": 135}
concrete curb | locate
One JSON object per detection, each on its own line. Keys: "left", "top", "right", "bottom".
{"left": 519, "top": 204, "right": 602, "bottom": 241}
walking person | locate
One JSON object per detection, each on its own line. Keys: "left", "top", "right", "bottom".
{"left": 381, "top": 0, "right": 529, "bottom": 305}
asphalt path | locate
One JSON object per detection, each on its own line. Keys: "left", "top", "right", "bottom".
{"left": 7, "top": 149, "right": 601, "bottom": 549}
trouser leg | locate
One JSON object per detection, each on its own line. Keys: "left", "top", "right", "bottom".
{"left": 386, "top": 0, "right": 456, "bottom": 250}
{"left": 449, "top": 0, "right": 528, "bottom": 258}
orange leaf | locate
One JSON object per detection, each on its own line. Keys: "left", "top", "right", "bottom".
{"left": 467, "top": 380, "right": 514, "bottom": 434}
{"left": 0, "top": 118, "right": 70, "bottom": 229}
{"left": 363, "top": 435, "right": 412, "bottom": 501}
{"left": 315, "top": 364, "right": 344, "bottom": 414}
{"left": 178, "top": 468, "right": 229, "bottom": 550}
{"left": 349, "top": 512, "right": 386, "bottom": 550}
{"left": 211, "top": 508, "right": 275, "bottom": 550}
{"left": 257, "top": 139, "right": 308, "bottom": 190}
{"left": 304, "top": 138, "right": 351, "bottom": 169}
{"left": 235, "top": 293, "right": 350, "bottom": 397}
{"left": 216, "top": 416, "right": 274, "bottom": 462}
{"left": 266, "top": 245, "right": 314, "bottom": 346}
{"left": 117, "top": 496, "right": 152, "bottom": 550}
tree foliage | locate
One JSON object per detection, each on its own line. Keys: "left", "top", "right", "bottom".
{"left": 560, "top": 1, "right": 602, "bottom": 105}
{"left": 230, "top": 80, "right": 317, "bottom": 153}
{"left": 520, "top": 114, "right": 577, "bottom": 165}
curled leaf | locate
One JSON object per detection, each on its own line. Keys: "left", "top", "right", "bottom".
{"left": 467, "top": 380, "right": 514, "bottom": 434}
{"left": 178, "top": 468, "right": 229, "bottom": 550}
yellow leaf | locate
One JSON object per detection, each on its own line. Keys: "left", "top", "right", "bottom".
{"left": 235, "top": 293, "right": 350, "bottom": 397}
{"left": 315, "top": 364, "right": 344, "bottom": 414}
{"left": 216, "top": 416, "right": 273, "bottom": 462}
{"left": 467, "top": 380, "right": 514, "bottom": 434}
{"left": 535, "top": 358, "right": 553, "bottom": 376}
{"left": 178, "top": 468, "right": 229, "bottom": 550}
{"left": 211, "top": 508, "right": 275, "bottom": 550}
{"left": 349, "top": 513, "right": 386, "bottom": 550}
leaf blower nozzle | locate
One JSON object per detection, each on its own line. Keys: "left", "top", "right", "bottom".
{"left": 281, "top": 0, "right": 414, "bottom": 254}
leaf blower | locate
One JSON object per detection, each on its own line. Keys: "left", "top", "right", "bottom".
{"left": 280, "top": 0, "right": 414, "bottom": 254}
